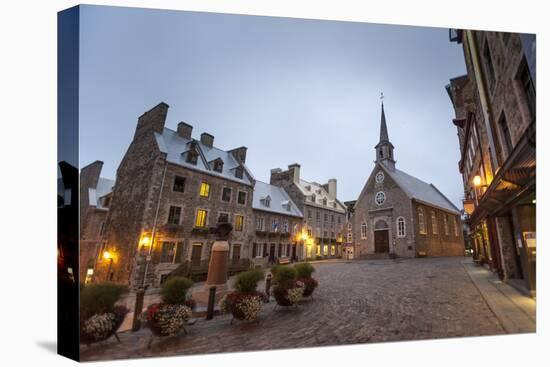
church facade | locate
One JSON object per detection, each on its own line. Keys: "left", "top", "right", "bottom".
{"left": 352, "top": 103, "right": 465, "bottom": 258}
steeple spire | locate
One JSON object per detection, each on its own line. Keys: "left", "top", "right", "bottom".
{"left": 379, "top": 100, "right": 389, "bottom": 142}
{"left": 375, "top": 93, "right": 396, "bottom": 170}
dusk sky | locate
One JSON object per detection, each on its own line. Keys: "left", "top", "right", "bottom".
{"left": 79, "top": 5, "right": 467, "bottom": 206}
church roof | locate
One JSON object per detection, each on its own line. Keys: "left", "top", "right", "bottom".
{"left": 379, "top": 164, "right": 461, "bottom": 215}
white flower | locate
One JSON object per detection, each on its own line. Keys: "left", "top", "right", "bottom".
{"left": 287, "top": 287, "right": 304, "bottom": 305}
{"left": 83, "top": 313, "right": 116, "bottom": 340}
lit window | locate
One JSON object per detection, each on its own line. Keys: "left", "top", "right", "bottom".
{"left": 195, "top": 209, "right": 208, "bottom": 228}
{"left": 331, "top": 245, "right": 335, "bottom": 256}
{"left": 323, "top": 245, "right": 328, "bottom": 255}
{"left": 397, "top": 217, "right": 406, "bottom": 237}
{"left": 375, "top": 191, "right": 386, "bottom": 206}
{"left": 235, "top": 215, "right": 244, "bottom": 232}
{"left": 361, "top": 222, "right": 368, "bottom": 239}
{"left": 199, "top": 182, "right": 210, "bottom": 198}
{"left": 347, "top": 232, "right": 353, "bottom": 243}
{"left": 431, "top": 211, "right": 438, "bottom": 235}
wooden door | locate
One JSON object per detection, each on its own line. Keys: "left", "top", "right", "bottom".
{"left": 374, "top": 230, "right": 389, "bottom": 253}
{"left": 191, "top": 244, "right": 202, "bottom": 266}
{"left": 232, "top": 244, "right": 241, "bottom": 264}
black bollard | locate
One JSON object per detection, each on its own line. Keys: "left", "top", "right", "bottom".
{"left": 132, "top": 289, "right": 145, "bottom": 332}
{"left": 206, "top": 286, "right": 216, "bottom": 320}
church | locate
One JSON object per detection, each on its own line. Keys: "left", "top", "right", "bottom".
{"left": 351, "top": 101, "right": 465, "bottom": 258}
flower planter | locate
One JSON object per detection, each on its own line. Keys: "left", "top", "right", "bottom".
{"left": 146, "top": 303, "right": 192, "bottom": 337}
{"left": 297, "top": 277, "right": 318, "bottom": 298}
{"left": 219, "top": 291, "right": 266, "bottom": 322}
{"left": 273, "top": 286, "right": 304, "bottom": 307}
{"left": 80, "top": 305, "right": 128, "bottom": 345}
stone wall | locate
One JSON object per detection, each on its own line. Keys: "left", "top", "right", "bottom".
{"left": 352, "top": 165, "right": 414, "bottom": 258}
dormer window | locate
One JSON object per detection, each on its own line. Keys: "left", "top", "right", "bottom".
{"left": 282, "top": 200, "right": 292, "bottom": 211}
{"left": 186, "top": 151, "right": 198, "bottom": 165}
{"left": 235, "top": 166, "right": 244, "bottom": 179}
{"left": 212, "top": 159, "right": 223, "bottom": 173}
{"left": 322, "top": 198, "right": 327, "bottom": 206}
{"left": 305, "top": 185, "right": 311, "bottom": 191}
{"left": 261, "top": 196, "right": 271, "bottom": 207}
{"left": 311, "top": 194, "right": 316, "bottom": 203}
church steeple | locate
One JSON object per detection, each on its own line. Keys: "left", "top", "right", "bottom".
{"left": 375, "top": 94, "right": 396, "bottom": 170}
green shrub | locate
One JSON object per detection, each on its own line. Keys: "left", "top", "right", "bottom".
{"left": 294, "top": 262, "right": 315, "bottom": 278}
{"left": 270, "top": 264, "right": 282, "bottom": 277}
{"left": 160, "top": 277, "right": 194, "bottom": 305}
{"left": 274, "top": 266, "right": 297, "bottom": 289}
{"left": 234, "top": 269, "right": 264, "bottom": 293}
{"left": 80, "top": 283, "right": 128, "bottom": 319}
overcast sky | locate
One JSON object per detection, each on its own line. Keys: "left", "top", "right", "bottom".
{"left": 78, "top": 5, "right": 467, "bottom": 206}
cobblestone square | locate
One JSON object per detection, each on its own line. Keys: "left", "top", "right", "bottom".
{"left": 81, "top": 257, "right": 506, "bottom": 361}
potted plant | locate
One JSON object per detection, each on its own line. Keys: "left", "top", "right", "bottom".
{"left": 294, "top": 262, "right": 318, "bottom": 298}
{"left": 272, "top": 266, "right": 304, "bottom": 307}
{"left": 219, "top": 269, "right": 266, "bottom": 323}
{"left": 146, "top": 277, "right": 194, "bottom": 340}
{"left": 80, "top": 283, "right": 129, "bottom": 345}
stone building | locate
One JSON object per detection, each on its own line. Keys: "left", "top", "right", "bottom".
{"left": 352, "top": 102, "right": 464, "bottom": 258}
{"left": 96, "top": 102, "right": 255, "bottom": 289}
{"left": 447, "top": 29, "right": 536, "bottom": 295}
{"left": 79, "top": 161, "right": 114, "bottom": 283}
{"left": 270, "top": 164, "right": 347, "bottom": 259}
{"left": 251, "top": 180, "right": 304, "bottom": 266}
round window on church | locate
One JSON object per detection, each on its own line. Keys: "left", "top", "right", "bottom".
{"left": 375, "top": 171, "right": 385, "bottom": 183}
{"left": 375, "top": 191, "right": 386, "bottom": 206}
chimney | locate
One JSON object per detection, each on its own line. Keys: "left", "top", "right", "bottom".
{"left": 270, "top": 168, "right": 282, "bottom": 185}
{"left": 229, "top": 146, "right": 248, "bottom": 163}
{"left": 177, "top": 122, "right": 193, "bottom": 139}
{"left": 327, "top": 178, "right": 337, "bottom": 200}
{"left": 288, "top": 163, "right": 301, "bottom": 184}
{"left": 200, "top": 132, "right": 214, "bottom": 148}
{"left": 134, "top": 102, "right": 169, "bottom": 140}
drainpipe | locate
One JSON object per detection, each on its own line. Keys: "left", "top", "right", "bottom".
{"left": 465, "top": 30, "right": 498, "bottom": 182}
{"left": 142, "top": 161, "right": 168, "bottom": 289}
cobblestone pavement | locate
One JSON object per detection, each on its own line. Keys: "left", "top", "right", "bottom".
{"left": 81, "top": 257, "right": 505, "bottom": 361}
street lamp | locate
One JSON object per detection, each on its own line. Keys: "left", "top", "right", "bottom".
{"left": 103, "top": 250, "right": 114, "bottom": 281}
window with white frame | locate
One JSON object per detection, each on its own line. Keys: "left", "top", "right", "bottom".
{"left": 397, "top": 217, "right": 406, "bottom": 237}
{"left": 256, "top": 216, "right": 265, "bottom": 231}
{"left": 283, "top": 220, "right": 289, "bottom": 233}
{"left": 361, "top": 222, "right": 368, "bottom": 239}
{"left": 271, "top": 219, "right": 278, "bottom": 232}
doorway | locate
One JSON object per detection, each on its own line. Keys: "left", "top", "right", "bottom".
{"left": 374, "top": 230, "right": 389, "bottom": 253}
{"left": 232, "top": 244, "right": 241, "bottom": 264}
{"left": 191, "top": 243, "right": 202, "bottom": 267}
{"left": 269, "top": 243, "right": 276, "bottom": 263}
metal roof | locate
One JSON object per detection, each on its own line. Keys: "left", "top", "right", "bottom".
{"left": 253, "top": 181, "right": 303, "bottom": 218}
{"left": 154, "top": 128, "right": 254, "bottom": 185}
